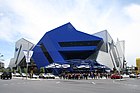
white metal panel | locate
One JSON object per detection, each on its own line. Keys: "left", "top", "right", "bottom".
{"left": 14, "top": 38, "right": 34, "bottom": 66}
{"left": 9, "top": 58, "right": 16, "bottom": 68}
{"left": 94, "top": 30, "right": 125, "bottom": 71}
{"left": 96, "top": 51, "right": 114, "bottom": 70}
{"left": 115, "top": 40, "right": 125, "bottom": 69}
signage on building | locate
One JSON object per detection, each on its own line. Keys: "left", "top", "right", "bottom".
{"left": 23, "top": 50, "right": 33, "bottom": 63}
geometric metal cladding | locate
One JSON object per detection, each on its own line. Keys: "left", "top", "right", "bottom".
{"left": 32, "top": 23, "right": 103, "bottom": 69}
{"left": 94, "top": 30, "right": 125, "bottom": 70}
{"left": 9, "top": 38, "right": 34, "bottom": 68}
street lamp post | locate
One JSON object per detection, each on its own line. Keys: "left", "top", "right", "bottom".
{"left": 26, "top": 50, "right": 29, "bottom": 79}
{"left": 23, "top": 43, "right": 34, "bottom": 79}
{"left": 116, "top": 57, "right": 122, "bottom": 80}
{"left": 112, "top": 43, "right": 123, "bottom": 80}
{"left": 23, "top": 44, "right": 41, "bottom": 79}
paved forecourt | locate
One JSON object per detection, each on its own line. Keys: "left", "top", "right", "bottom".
{"left": 0, "top": 78, "right": 140, "bottom": 93}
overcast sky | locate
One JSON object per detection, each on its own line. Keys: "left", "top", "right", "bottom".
{"left": 0, "top": 0, "right": 140, "bottom": 67}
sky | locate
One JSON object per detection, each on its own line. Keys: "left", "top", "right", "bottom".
{"left": 0, "top": 0, "right": 140, "bottom": 67}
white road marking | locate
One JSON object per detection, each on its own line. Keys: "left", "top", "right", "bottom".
{"left": 56, "top": 81, "right": 61, "bottom": 84}
{"left": 91, "top": 82, "right": 96, "bottom": 84}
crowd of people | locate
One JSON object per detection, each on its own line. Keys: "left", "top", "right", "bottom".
{"left": 59, "top": 72, "right": 111, "bottom": 80}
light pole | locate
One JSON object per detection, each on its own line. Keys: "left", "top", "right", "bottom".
{"left": 23, "top": 44, "right": 41, "bottom": 79}
{"left": 116, "top": 57, "right": 122, "bottom": 80}
{"left": 112, "top": 42, "right": 124, "bottom": 79}
{"left": 23, "top": 43, "right": 34, "bottom": 79}
{"left": 26, "top": 50, "right": 29, "bottom": 79}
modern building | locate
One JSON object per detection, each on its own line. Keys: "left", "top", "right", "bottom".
{"left": 0, "top": 61, "right": 4, "bottom": 68}
{"left": 9, "top": 38, "right": 34, "bottom": 69}
{"left": 9, "top": 23, "right": 125, "bottom": 74}
{"left": 32, "top": 23, "right": 104, "bottom": 74}
{"left": 94, "top": 30, "right": 125, "bottom": 71}
{"left": 0, "top": 54, "right": 4, "bottom": 68}
{"left": 9, "top": 58, "right": 16, "bottom": 69}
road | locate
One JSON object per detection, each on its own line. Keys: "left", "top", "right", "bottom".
{"left": 0, "top": 78, "right": 140, "bottom": 93}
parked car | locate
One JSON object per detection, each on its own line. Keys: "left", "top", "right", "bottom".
{"left": 111, "top": 74, "right": 123, "bottom": 79}
{"left": 39, "top": 73, "right": 55, "bottom": 79}
{"left": 0, "top": 72, "right": 2, "bottom": 76}
{"left": 32, "top": 74, "right": 39, "bottom": 79}
{"left": 1, "top": 72, "right": 12, "bottom": 79}
{"left": 136, "top": 74, "right": 140, "bottom": 79}
{"left": 45, "top": 73, "right": 55, "bottom": 79}
{"left": 12, "top": 73, "right": 22, "bottom": 77}
{"left": 129, "top": 74, "right": 138, "bottom": 78}
{"left": 122, "top": 74, "right": 129, "bottom": 78}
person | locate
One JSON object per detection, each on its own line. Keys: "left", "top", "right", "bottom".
{"left": 30, "top": 70, "right": 33, "bottom": 78}
{"left": 90, "top": 72, "right": 94, "bottom": 79}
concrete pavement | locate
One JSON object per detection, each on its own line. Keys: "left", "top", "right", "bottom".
{"left": 0, "top": 78, "right": 140, "bottom": 93}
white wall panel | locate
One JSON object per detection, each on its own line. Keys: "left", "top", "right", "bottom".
{"left": 96, "top": 51, "right": 114, "bottom": 70}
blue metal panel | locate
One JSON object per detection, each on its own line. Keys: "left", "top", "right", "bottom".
{"left": 32, "top": 22, "right": 103, "bottom": 69}
{"left": 32, "top": 46, "right": 49, "bottom": 68}
{"left": 41, "top": 35, "right": 65, "bottom": 64}
{"left": 47, "top": 23, "right": 102, "bottom": 43}
{"left": 59, "top": 46, "right": 97, "bottom": 51}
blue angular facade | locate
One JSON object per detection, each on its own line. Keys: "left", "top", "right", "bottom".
{"left": 32, "top": 23, "right": 103, "bottom": 70}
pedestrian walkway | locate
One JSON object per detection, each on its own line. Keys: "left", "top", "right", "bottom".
{"left": 12, "top": 76, "right": 42, "bottom": 81}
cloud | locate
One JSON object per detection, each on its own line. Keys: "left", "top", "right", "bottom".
{"left": 0, "top": 0, "right": 117, "bottom": 43}
{"left": 0, "top": 12, "right": 22, "bottom": 42}
{"left": 124, "top": 4, "right": 140, "bottom": 21}
{"left": 1, "top": 0, "right": 79, "bottom": 43}
{"left": 119, "top": 4, "right": 140, "bottom": 65}
{"left": 0, "top": 1, "right": 23, "bottom": 42}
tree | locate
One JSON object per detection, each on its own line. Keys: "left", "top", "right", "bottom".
{"left": 0, "top": 68, "right": 5, "bottom": 72}
{"left": 40, "top": 67, "right": 45, "bottom": 73}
